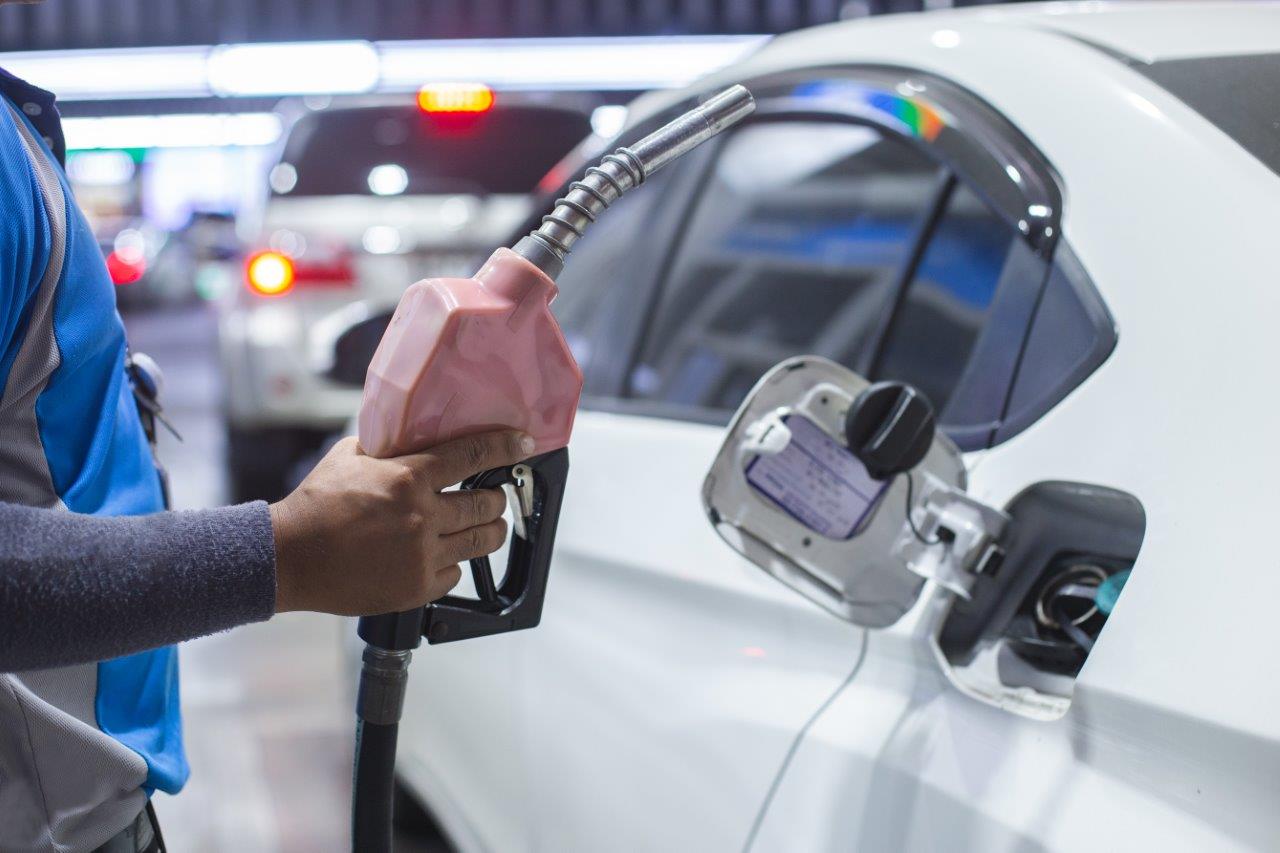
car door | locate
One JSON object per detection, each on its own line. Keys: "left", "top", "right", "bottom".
{"left": 746, "top": 250, "right": 1140, "bottom": 853}
{"left": 515, "top": 86, "right": 1050, "bottom": 850}
{"left": 718, "top": 81, "right": 1154, "bottom": 851}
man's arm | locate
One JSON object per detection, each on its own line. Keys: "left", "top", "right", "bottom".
{"left": 0, "top": 430, "right": 533, "bottom": 672}
{"left": 0, "top": 500, "right": 274, "bottom": 670}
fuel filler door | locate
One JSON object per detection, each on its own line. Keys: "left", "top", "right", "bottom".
{"left": 703, "top": 356, "right": 1008, "bottom": 624}
{"left": 701, "top": 357, "right": 1079, "bottom": 716}
{"left": 711, "top": 353, "right": 1141, "bottom": 717}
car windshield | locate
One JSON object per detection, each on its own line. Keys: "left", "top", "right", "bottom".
{"left": 275, "top": 104, "right": 591, "bottom": 197}
{"left": 1140, "top": 52, "right": 1280, "bottom": 178}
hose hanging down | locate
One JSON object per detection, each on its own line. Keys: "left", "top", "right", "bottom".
{"left": 352, "top": 644, "right": 413, "bottom": 853}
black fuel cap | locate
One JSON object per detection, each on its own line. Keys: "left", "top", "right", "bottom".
{"left": 843, "top": 381, "right": 937, "bottom": 480}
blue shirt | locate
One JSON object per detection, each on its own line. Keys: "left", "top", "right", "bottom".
{"left": 0, "top": 66, "right": 188, "bottom": 800}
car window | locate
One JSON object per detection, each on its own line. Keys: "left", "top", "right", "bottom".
{"left": 994, "top": 246, "right": 1115, "bottom": 444}
{"left": 872, "top": 182, "right": 1017, "bottom": 415}
{"left": 626, "top": 122, "right": 942, "bottom": 417}
{"left": 275, "top": 105, "right": 591, "bottom": 197}
{"left": 552, "top": 164, "right": 680, "bottom": 385}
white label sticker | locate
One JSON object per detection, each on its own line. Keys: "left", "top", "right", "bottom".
{"left": 745, "top": 414, "right": 887, "bottom": 539}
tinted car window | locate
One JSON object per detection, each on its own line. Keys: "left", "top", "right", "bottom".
{"left": 994, "top": 246, "right": 1115, "bottom": 444}
{"left": 277, "top": 105, "right": 591, "bottom": 197}
{"left": 627, "top": 122, "right": 941, "bottom": 416}
{"left": 873, "top": 182, "right": 1017, "bottom": 414}
{"left": 552, "top": 165, "right": 680, "bottom": 383}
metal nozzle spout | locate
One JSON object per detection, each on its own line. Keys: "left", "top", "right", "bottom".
{"left": 628, "top": 84, "right": 756, "bottom": 176}
{"left": 515, "top": 84, "right": 755, "bottom": 278}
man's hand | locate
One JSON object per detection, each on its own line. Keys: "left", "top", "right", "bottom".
{"left": 269, "top": 430, "right": 534, "bottom": 616}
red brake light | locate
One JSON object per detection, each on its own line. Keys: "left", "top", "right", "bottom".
{"left": 106, "top": 250, "right": 146, "bottom": 285}
{"left": 246, "top": 251, "right": 295, "bottom": 296}
{"left": 417, "top": 83, "right": 495, "bottom": 114}
{"left": 245, "top": 247, "right": 354, "bottom": 296}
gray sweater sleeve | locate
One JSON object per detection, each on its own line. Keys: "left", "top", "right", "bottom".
{"left": 0, "top": 501, "right": 277, "bottom": 671}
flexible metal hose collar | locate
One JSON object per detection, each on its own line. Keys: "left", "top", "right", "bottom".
{"left": 515, "top": 84, "right": 755, "bottom": 277}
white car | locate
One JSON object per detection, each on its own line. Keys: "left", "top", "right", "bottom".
{"left": 217, "top": 93, "right": 592, "bottom": 500}
{"left": 389, "top": 4, "right": 1280, "bottom": 851}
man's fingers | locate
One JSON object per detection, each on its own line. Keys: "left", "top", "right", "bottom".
{"left": 409, "top": 430, "right": 534, "bottom": 489}
{"left": 438, "top": 488, "right": 506, "bottom": 534}
{"left": 425, "top": 564, "right": 463, "bottom": 602}
{"left": 440, "top": 518, "right": 509, "bottom": 566}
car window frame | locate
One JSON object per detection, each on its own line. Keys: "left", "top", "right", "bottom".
{"left": 586, "top": 68, "right": 1058, "bottom": 428}
{"left": 615, "top": 114, "right": 952, "bottom": 422}
{"left": 541, "top": 66, "right": 1114, "bottom": 447}
{"left": 585, "top": 111, "right": 952, "bottom": 425}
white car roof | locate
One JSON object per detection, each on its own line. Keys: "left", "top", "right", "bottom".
{"left": 627, "top": 2, "right": 1279, "bottom": 127}
{"left": 927, "top": 1, "right": 1280, "bottom": 63}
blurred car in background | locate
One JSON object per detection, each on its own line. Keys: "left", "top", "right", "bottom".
{"left": 217, "top": 89, "right": 594, "bottom": 500}
{"left": 110, "top": 212, "right": 242, "bottom": 310}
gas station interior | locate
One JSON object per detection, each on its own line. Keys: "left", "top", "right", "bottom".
{"left": 4, "top": 1, "right": 1278, "bottom": 851}
{"left": 2, "top": 4, "right": 867, "bottom": 850}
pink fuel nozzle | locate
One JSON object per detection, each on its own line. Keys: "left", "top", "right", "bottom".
{"left": 352, "top": 89, "right": 755, "bottom": 852}
{"left": 357, "top": 84, "right": 755, "bottom": 459}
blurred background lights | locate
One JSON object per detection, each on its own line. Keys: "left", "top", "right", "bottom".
{"left": 65, "top": 150, "right": 136, "bottom": 186}
{"left": 105, "top": 228, "right": 149, "bottom": 286}
{"left": 417, "top": 82, "right": 495, "bottom": 113}
{"left": 268, "top": 229, "right": 307, "bottom": 257}
{"left": 113, "top": 228, "right": 147, "bottom": 264}
{"left": 269, "top": 163, "right": 298, "bottom": 194}
{"left": 590, "top": 104, "right": 628, "bottom": 139}
{"left": 439, "top": 196, "right": 475, "bottom": 230}
{"left": 105, "top": 250, "right": 146, "bottom": 285}
{"left": 0, "top": 46, "right": 209, "bottom": 100}
{"left": 246, "top": 251, "right": 295, "bottom": 295}
{"left": 0, "top": 36, "right": 767, "bottom": 101}
{"left": 367, "top": 163, "right": 409, "bottom": 196}
{"left": 62, "top": 113, "right": 281, "bottom": 150}
{"left": 361, "top": 225, "right": 403, "bottom": 255}
{"left": 207, "top": 40, "right": 380, "bottom": 96}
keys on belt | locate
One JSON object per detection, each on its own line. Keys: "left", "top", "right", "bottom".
{"left": 124, "top": 349, "right": 179, "bottom": 510}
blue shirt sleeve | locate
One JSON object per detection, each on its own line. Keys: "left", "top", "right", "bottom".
{"left": 0, "top": 98, "right": 52, "bottom": 393}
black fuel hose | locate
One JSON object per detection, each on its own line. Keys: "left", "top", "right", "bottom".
{"left": 352, "top": 643, "right": 414, "bottom": 853}
{"left": 352, "top": 718, "right": 399, "bottom": 853}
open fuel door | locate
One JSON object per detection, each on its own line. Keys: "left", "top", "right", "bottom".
{"left": 702, "top": 357, "right": 1138, "bottom": 720}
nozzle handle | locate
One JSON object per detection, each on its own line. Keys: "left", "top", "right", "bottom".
{"left": 421, "top": 448, "right": 569, "bottom": 645}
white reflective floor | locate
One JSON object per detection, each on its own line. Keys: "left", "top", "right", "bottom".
{"left": 123, "top": 305, "right": 438, "bottom": 852}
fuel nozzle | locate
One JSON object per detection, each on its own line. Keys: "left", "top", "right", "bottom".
{"left": 514, "top": 84, "right": 756, "bottom": 278}
{"left": 352, "top": 82, "right": 755, "bottom": 853}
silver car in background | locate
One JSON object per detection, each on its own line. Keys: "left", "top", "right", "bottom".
{"left": 217, "top": 91, "right": 593, "bottom": 499}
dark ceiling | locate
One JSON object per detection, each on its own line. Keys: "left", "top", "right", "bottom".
{"left": 0, "top": 0, "right": 858, "bottom": 51}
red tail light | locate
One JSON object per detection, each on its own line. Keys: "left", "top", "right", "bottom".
{"left": 417, "top": 83, "right": 495, "bottom": 114}
{"left": 246, "top": 251, "right": 295, "bottom": 296}
{"left": 245, "top": 249, "right": 354, "bottom": 297}
{"left": 106, "top": 250, "right": 146, "bottom": 285}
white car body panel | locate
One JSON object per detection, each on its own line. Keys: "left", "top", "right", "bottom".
{"left": 967, "top": 1, "right": 1280, "bottom": 62}
{"left": 397, "top": 4, "right": 1280, "bottom": 850}
{"left": 401, "top": 412, "right": 865, "bottom": 851}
